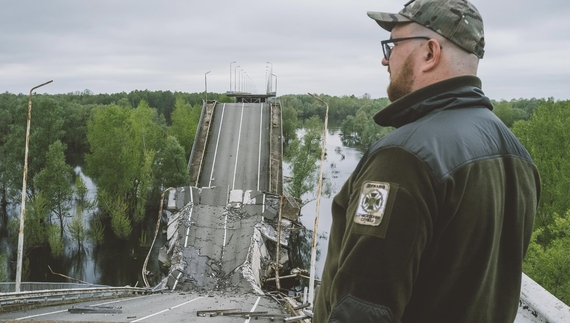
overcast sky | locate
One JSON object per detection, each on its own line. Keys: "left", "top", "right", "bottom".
{"left": 1, "top": 0, "right": 568, "bottom": 101}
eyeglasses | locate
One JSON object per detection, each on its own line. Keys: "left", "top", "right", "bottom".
{"left": 381, "top": 36, "right": 431, "bottom": 60}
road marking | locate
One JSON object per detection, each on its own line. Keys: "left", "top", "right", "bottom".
{"left": 257, "top": 103, "right": 263, "bottom": 191}
{"left": 184, "top": 205, "right": 194, "bottom": 248}
{"left": 172, "top": 271, "right": 183, "bottom": 291}
{"left": 209, "top": 103, "right": 226, "bottom": 187}
{"left": 244, "top": 296, "right": 261, "bottom": 323}
{"left": 15, "top": 295, "right": 150, "bottom": 320}
{"left": 130, "top": 296, "right": 203, "bottom": 322}
{"left": 262, "top": 193, "right": 265, "bottom": 222}
{"left": 232, "top": 103, "right": 245, "bottom": 190}
{"left": 184, "top": 189, "right": 194, "bottom": 247}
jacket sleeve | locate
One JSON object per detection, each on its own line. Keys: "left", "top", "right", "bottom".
{"left": 320, "top": 146, "right": 436, "bottom": 322}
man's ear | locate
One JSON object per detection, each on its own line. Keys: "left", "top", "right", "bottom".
{"left": 422, "top": 39, "right": 441, "bottom": 72}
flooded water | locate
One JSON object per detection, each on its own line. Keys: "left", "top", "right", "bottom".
{"left": 284, "top": 128, "right": 363, "bottom": 279}
{"left": 0, "top": 167, "right": 164, "bottom": 288}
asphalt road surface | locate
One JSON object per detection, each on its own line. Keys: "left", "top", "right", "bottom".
{"left": 0, "top": 291, "right": 286, "bottom": 322}
{"left": 200, "top": 102, "right": 270, "bottom": 192}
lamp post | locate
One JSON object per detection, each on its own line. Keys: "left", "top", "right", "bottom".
{"left": 204, "top": 71, "right": 211, "bottom": 102}
{"left": 266, "top": 62, "right": 273, "bottom": 94}
{"left": 234, "top": 66, "right": 240, "bottom": 92}
{"left": 15, "top": 80, "right": 53, "bottom": 293}
{"left": 229, "top": 61, "right": 236, "bottom": 92}
{"left": 272, "top": 74, "right": 277, "bottom": 94}
{"left": 238, "top": 69, "right": 243, "bottom": 92}
{"left": 307, "top": 93, "right": 329, "bottom": 307}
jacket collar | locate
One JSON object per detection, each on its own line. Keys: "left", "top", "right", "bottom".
{"left": 374, "top": 76, "right": 493, "bottom": 128}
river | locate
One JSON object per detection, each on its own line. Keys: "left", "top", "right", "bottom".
{"left": 0, "top": 167, "right": 164, "bottom": 287}
{"left": 284, "top": 127, "right": 363, "bottom": 279}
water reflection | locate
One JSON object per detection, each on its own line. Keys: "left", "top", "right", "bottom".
{"left": 0, "top": 167, "right": 164, "bottom": 287}
{"left": 286, "top": 128, "right": 362, "bottom": 279}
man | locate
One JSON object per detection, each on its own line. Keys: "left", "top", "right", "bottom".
{"left": 313, "top": 0, "right": 540, "bottom": 322}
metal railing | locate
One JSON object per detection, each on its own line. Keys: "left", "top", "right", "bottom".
{"left": 0, "top": 283, "right": 149, "bottom": 310}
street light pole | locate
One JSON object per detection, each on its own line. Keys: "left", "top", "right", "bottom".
{"left": 229, "top": 61, "right": 236, "bottom": 92}
{"left": 238, "top": 69, "right": 243, "bottom": 92}
{"left": 273, "top": 74, "right": 278, "bottom": 94}
{"left": 204, "top": 71, "right": 211, "bottom": 102}
{"left": 15, "top": 80, "right": 53, "bottom": 293}
{"left": 266, "top": 62, "right": 273, "bottom": 94}
{"left": 307, "top": 93, "right": 329, "bottom": 307}
{"left": 234, "top": 66, "right": 240, "bottom": 92}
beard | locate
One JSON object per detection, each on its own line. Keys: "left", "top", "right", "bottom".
{"left": 387, "top": 54, "right": 415, "bottom": 102}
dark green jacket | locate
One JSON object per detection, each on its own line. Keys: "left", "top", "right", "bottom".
{"left": 313, "top": 76, "right": 540, "bottom": 323}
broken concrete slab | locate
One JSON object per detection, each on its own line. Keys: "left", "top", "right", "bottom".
{"left": 201, "top": 186, "right": 229, "bottom": 206}
{"left": 160, "top": 186, "right": 300, "bottom": 294}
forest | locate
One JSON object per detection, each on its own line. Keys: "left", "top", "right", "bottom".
{"left": 1, "top": 89, "right": 569, "bottom": 304}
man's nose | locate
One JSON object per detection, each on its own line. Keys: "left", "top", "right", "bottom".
{"left": 382, "top": 57, "right": 389, "bottom": 66}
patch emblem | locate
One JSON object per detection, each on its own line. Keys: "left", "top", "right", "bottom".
{"left": 354, "top": 181, "right": 390, "bottom": 226}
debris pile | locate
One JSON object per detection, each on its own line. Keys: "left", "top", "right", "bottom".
{"left": 157, "top": 186, "right": 300, "bottom": 294}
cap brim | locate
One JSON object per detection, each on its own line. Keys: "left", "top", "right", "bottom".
{"left": 367, "top": 11, "right": 411, "bottom": 31}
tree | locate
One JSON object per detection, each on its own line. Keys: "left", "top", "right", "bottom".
{"left": 492, "top": 100, "right": 528, "bottom": 127}
{"left": 155, "top": 136, "right": 189, "bottom": 189}
{"left": 34, "top": 140, "right": 73, "bottom": 238}
{"left": 512, "top": 99, "right": 570, "bottom": 304}
{"left": 524, "top": 212, "right": 570, "bottom": 303}
{"left": 512, "top": 99, "right": 570, "bottom": 240}
{"left": 340, "top": 101, "right": 392, "bottom": 149}
{"left": 169, "top": 97, "right": 200, "bottom": 160}
{"left": 282, "top": 106, "right": 298, "bottom": 146}
{"left": 86, "top": 104, "right": 138, "bottom": 237}
{"left": 284, "top": 116, "right": 324, "bottom": 204}
{"left": 68, "top": 208, "right": 86, "bottom": 251}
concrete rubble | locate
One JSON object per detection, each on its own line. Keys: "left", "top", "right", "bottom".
{"left": 158, "top": 186, "right": 300, "bottom": 294}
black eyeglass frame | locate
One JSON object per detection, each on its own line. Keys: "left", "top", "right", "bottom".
{"left": 381, "top": 36, "right": 432, "bottom": 60}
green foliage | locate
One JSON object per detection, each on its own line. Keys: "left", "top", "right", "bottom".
{"left": 340, "top": 100, "right": 392, "bottom": 149}
{"left": 98, "top": 189, "right": 131, "bottom": 239}
{"left": 131, "top": 100, "right": 166, "bottom": 153}
{"left": 169, "top": 97, "right": 201, "bottom": 160}
{"left": 492, "top": 100, "right": 529, "bottom": 127}
{"left": 88, "top": 217, "right": 105, "bottom": 246}
{"left": 524, "top": 212, "right": 570, "bottom": 303}
{"left": 86, "top": 104, "right": 138, "bottom": 198}
{"left": 512, "top": 100, "right": 570, "bottom": 240}
{"left": 47, "top": 223, "right": 64, "bottom": 258}
{"left": 68, "top": 208, "right": 86, "bottom": 251}
{"left": 34, "top": 140, "right": 73, "bottom": 238}
{"left": 74, "top": 175, "right": 88, "bottom": 206}
{"left": 282, "top": 106, "right": 298, "bottom": 146}
{"left": 60, "top": 102, "right": 94, "bottom": 164}
{"left": 511, "top": 99, "right": 570, "bottom": 303}
{"left": 22, "top": 193, "right": 49, "bottom": 250}
{"left": 134, "top": 150, "right": 155, "bottom": 223}
{"left": 0, "top": 254, "right": 8, "bottom": 282}
{"left": 155, "top": 136, "right": 189, "bottom": 188}
{"left": 284, "top": 116, "right": 324, "bottom": 204}
{"left": 7, "top": 193, "right": 63, "bottom": 258}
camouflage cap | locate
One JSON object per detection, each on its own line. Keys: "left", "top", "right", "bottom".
{"left": 367, "top": 0, "right": 485, "bottom": 58}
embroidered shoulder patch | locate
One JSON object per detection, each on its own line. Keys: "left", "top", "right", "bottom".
{"left": 354, "top": 181, "right": 390, "bottom": 226}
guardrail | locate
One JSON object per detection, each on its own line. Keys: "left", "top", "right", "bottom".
{"left": 0, "top": 284, "right": 150, "bottom": 312}
{"left": 517, "top": 273, "right": 570, "bottom": 322}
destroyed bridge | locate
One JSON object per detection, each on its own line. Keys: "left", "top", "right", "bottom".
{"left": 158, "top": 93, "right": 302, "bottom": 294}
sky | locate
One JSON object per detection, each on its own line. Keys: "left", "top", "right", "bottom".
{"left": 1, "top": 0, "right": 569, "bottom": 101}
